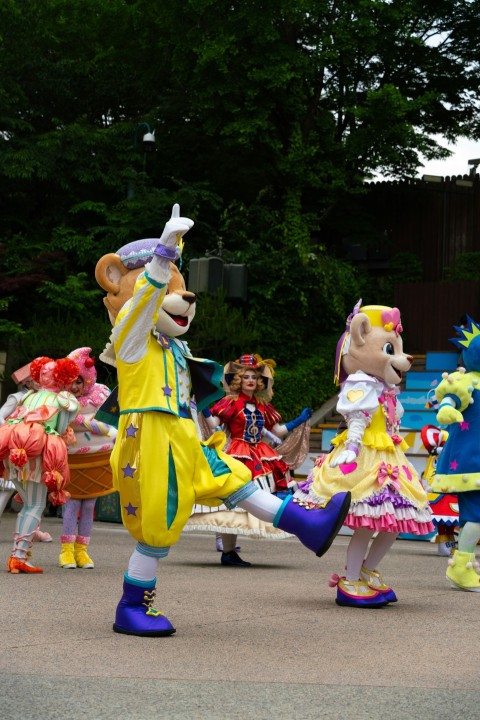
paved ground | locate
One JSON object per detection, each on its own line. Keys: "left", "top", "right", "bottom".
{"left": 1, "top": 510, "right": 479, "bottom": 720}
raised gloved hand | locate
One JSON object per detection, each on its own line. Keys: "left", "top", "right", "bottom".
{"left": 285, "top": 407, "right": 312, "bottom": 432}
{"left": 154, "top": 203, "right": 194, "bottom": 260}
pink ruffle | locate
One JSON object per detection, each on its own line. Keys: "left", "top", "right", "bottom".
{"left": 345, "top": 512, "right": 434, "bottom": 535}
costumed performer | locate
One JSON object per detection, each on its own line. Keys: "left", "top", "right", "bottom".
{"left": 0, "top": 364, "right": 36, "bottom": 522}
{"left": 0, "top": 355, "right": 79, "bottom": 573}
{"left": 0, "top": 363, "right": 53, "bottom": 541}
{"left": 58, "top": 347, "right": 117, "bottom": 569}
{"left": 94, "top": 203, "right": 351, "bottom": 637}
{"left": 430, "top": 315, "right": 480, "bottom": 591}
{"left": 295, "top": 300, "right": 433, "bottom": 608}
{"left": 420, "top": 424, "right": 458, "bottom": 557}
{"left": 186, "top": 353, "right": 312, "bottom": 567}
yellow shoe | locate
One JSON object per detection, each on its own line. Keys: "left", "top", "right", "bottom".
{"left": 59, "top": 542, "right": 76, "bottom": 569}
{"left": 446, "top": 551, "right": 480, "bottom": 591}
{"left": 74, "top": 542, "right": 94, "bottom": 569}
{"left": 360, "top": 565, "right": 398, "bottom": 603}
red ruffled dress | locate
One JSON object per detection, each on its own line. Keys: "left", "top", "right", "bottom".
{"left": 186, "top": 392, "right": 293, "bottom": 539}
{"left": 211, "top": 393, "right": 290, "bottom": 492}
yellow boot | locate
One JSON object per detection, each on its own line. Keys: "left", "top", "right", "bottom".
{"left": 446, "top": 551, "right": 480, "bottom": 591}
{"left": 59, "top": 541, "right": 76, "bottom": 569}
{"left": 74, "top": 537, "right": 94, "bottom": 569}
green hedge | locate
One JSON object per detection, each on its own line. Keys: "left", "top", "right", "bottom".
{"left": 3, "top": 314, "right": 116, "bottom": 398}
{"left": 270, "top": 334, "right": 339, "bottom": 419}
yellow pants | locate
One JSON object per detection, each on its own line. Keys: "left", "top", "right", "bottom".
{"left": 111, "top": 412, "right": 251, "bottom": 547}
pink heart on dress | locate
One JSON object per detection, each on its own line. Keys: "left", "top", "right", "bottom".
{"left": 339, "top": 462, "right": 357, "bottom": 474}
{"left": 402, "top": 465, "right": 412, "bottom": 481}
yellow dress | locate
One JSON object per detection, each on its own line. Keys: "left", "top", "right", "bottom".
{"left": 297, "top": 372, "right": 433, "bottom": 534}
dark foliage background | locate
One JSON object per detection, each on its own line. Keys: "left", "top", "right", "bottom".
{"left": 1, "top": 0, "right": 479, "bottom": 407}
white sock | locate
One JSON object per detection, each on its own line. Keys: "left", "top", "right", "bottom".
{"left": 127, "top": 548, "right": 159, "bottom": 582}
{"left": 237, "top": 489, "right": 282, "bottom": 522}
{"left": 346, "top": 529, "right": 374, "bottom": 581}
{"left": 364, "top": 532, "right": 398, "bottom": 570}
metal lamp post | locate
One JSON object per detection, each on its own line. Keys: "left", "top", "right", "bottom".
{"left": 127, "top": 121, "right": 156, "bottom": 199}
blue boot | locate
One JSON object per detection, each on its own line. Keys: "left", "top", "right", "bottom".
{"left": 273, "top": 492, "right": 351, "bottom": 557}
{"left": 113, "top": 574, "right": 176, "bottom": 637}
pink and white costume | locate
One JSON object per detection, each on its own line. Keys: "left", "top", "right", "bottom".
{"left": 0, "top": 357, "right": 79, "bottom": 572}
{"left": 59, "top": 347, "right": 117, "bottom": 569}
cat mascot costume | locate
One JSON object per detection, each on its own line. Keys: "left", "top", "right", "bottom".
{"left": 295, "top": 300, "right": 433, "bottom": 607}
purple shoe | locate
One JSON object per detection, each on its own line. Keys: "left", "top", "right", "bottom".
{"left": 273, "top": 492, "right": 351, "bottom": 557}
{"left": 113, "top": 574, "right": 176, "bottom": 637}
{"left": 330, "top": 575, "right": 388, "bottom": 608}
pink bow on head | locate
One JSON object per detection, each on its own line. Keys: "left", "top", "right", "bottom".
{"left": 377, "top": 461, "right": 400, "bottom": 490}
{"left": 381, "top": 308, "right": 403, "bottom": 335}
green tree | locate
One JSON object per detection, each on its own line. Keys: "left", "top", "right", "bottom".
{"left": 1, "top": 0, "right": 479, "bottom": 368}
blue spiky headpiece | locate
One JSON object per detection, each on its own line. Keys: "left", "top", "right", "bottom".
{"left": 450, "top": 315, "right": 480, "bottom": 371}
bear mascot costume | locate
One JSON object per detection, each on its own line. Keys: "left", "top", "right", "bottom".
{"left": 94, "top": 203, "right": 351, "bottom": 636}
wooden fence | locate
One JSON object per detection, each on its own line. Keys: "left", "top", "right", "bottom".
{"left": 365, "top": 174, "right": 480, "bottom": 281}
{"left": 394, "top": 280, "right": 480, "bottom": 353}
{"left": 361, "top": 174, "right": 480, "bottom": 352}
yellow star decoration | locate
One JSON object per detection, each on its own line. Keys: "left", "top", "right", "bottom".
{"left": 458, "top": 323, "right": 480, "bottom": 348}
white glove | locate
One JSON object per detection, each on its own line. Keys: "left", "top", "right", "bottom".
{"left": 330, "top": 448, "right": 358, "bottom": 467}
{"left": 157, "top": 203, "right": 194, "bottom": 249}
{"left": 147, "top": 203, "right": 194, "bottom": 283}
{"left": 330, "top": 414, "right": 368, "bottom": 468}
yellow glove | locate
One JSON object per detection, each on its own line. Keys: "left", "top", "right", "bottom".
{"left": 435, "top": 369, "right": 475, "bottom": 413}
{"left": 436, "top": 404, "right": 464, "bottom": 425}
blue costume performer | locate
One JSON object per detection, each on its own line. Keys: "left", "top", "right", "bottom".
{"left": 94, "top": 204, "right": 351, "bottom": 637}
{"left": 431, "top": 315, "right": 480, "bottom": 591}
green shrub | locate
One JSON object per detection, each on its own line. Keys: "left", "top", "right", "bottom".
{"left": 446, "top": 252, "right": 480, "bottom": 281}
{"left": 271, "top": 334, "right": 339, "bottom": 418}
{"left": 186, "top": 289, "right": 261, "bottom": 362}
{"left": 4, "top": 313, "right": 116, "bottom": 393}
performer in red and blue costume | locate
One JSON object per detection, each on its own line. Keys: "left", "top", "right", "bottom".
{"left": 188, "top": 353, "right": 311, "bottom": 566}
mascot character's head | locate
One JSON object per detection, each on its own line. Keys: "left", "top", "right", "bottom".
{"left": 95, "top": 237, "right": 196, "bottom": 341}
{"left": 334, "top": 299, "right": 413, "bottom": 387}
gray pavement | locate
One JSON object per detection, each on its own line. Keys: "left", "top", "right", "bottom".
{"left": 1, "top": 510, "right": 479, "bottom": 720}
